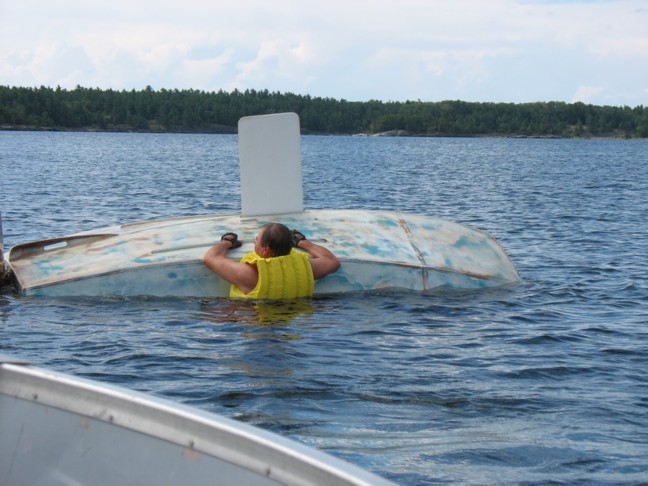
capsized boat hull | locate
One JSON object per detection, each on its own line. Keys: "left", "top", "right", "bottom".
{"left": 6, "top": 209, "right": 520, "bottom": 297}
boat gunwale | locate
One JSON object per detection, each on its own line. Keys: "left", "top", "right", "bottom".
{"left": 0, "top": 360, "right": 392, "bottom": 486}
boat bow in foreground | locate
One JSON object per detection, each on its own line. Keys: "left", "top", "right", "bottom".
{"left": 0, "top": 356, "right": 393, "bottom": 485}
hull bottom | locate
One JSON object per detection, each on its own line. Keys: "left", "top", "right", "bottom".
{"left": 7, "top": 210, "right": 520, "bottom": 298}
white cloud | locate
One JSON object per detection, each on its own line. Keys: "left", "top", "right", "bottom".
{"left": 591, "top": 37, "right": 648, "bottom": 59}
{"left": 1, "top": 0, "right": 647, "bottom": 105}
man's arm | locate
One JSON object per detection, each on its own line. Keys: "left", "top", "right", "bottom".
{"left": 297, "top": 239, "right": 341, "bottom": 280}
{"left": 203, "top": 241, "right": 258, "bottom": 294}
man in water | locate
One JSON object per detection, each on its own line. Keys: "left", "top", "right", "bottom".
{"left": 203, "top": 223, "right": 340, "bottom": 299}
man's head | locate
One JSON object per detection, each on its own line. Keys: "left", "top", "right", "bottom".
{"left": 255, "top": 223, "right": 293, "bottom": 258}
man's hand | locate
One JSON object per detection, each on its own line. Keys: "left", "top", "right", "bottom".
{"left": 221, "top": 232, "right": 242, "bottom": 249}
{"left": 291, "top": 229, "right": 307, "bottom": 248}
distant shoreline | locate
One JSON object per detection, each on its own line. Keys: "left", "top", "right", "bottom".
{"left": 2, "top": 86, "right": 646, "bottom": 139}
{"left": 0, "top": 124, "right": 238, "bottom": 135}
{"left": 1, "top": 124, "right": 640, "bottom": 140}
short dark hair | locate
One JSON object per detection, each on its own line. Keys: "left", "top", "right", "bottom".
{"left": 260, "top": 223, "right": 293, "bottom": 257}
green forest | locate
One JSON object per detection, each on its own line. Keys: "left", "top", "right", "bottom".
{"left": 1, "top": 85, "right": 647, "bottom": 138}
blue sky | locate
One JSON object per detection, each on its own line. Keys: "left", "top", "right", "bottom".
{"left": 1, "top": 0, "right": 647, "bottom": 107}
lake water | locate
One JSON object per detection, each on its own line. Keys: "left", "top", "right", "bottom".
{"left": 1, "top": 131, "right": 647, "bottom": 485}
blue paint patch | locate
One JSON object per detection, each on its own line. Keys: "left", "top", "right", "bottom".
{"left": 35, "top": 260, "right": 65, "bottom": 274}
{"left": 134, "top": 257, "right": 163, "bottom": 264}
{"left": 454, "top": 236, "right": 474, "bottom": 248}
{"left": 455, "top": 235, "right": 491, "bottom": 251}
{"left": 381, "top": 218, "right": 399, "bottom": 228}
{"left": 422, "top": 223, "right": 441, "bottom": 231}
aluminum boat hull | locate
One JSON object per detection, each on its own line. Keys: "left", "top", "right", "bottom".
{"left": 0, "top": 356, "right": 392, "bottom": 485}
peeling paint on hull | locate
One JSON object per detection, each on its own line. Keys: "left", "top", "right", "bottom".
{"left": 6, "top": 210, "right": 520, "bottom": 298}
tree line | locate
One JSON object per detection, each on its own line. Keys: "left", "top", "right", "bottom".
{"left": 1, "top": 85, "right": 647, "bottom": 138}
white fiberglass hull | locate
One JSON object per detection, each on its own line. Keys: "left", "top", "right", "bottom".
{"left": 6, "top": 209, "right": 519, "bottom": 298}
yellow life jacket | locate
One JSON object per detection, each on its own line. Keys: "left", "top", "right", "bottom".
{"left": 229, "top": 249, "right": 315, "bottom": 299}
